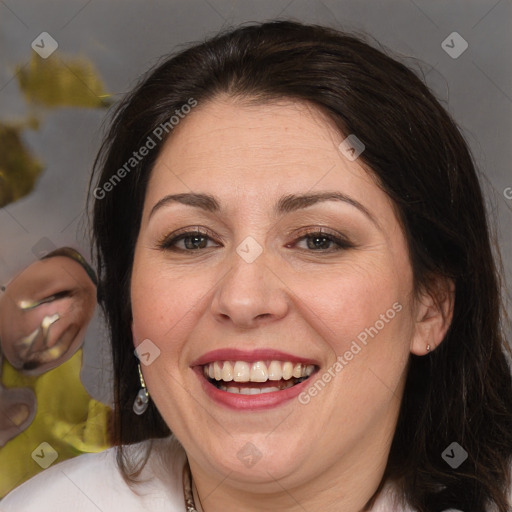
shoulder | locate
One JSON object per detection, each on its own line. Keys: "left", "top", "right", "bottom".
{"left": 0, "top": 436, "right": 187, "bottom": 512}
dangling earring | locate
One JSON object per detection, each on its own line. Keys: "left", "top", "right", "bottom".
{"left": 426, "top": 344, "right": 431, "bottom": 352}
{"left": 133, "top": 363, "right": 149, "bottom": 415}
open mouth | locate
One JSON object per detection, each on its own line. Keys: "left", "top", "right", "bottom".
{"left": 202, "top": 360, "right": 317, "bottom": 395}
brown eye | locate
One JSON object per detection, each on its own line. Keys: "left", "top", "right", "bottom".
{"left": 306, "top": 234, "right": 336, "bottom": 250}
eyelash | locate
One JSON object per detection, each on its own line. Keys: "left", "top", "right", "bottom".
{"left": 157, "top": 226, "right": 354, "bottom": 253}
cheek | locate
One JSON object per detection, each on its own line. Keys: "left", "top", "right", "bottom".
{"left": 130, "top": 262, "right": 210, "bottom": 354}
{"left": 295, "top": 262, "right": 407, "bottom": 348}
{"left": 291, "top": 261, "right": 413, "bottom": 414}
{"left": 325, "top": 276, "right": 411, "bottom": 396}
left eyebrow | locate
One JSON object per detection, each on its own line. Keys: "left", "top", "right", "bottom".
{"left": 276, "top": 192, "right": 379, "bottom": 227}
{"left": 149, "top": 191, "right": 379, "bottom": 228}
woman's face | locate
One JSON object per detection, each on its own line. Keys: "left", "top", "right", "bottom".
{"left": 131, "top": 98, "right": 426, "bottom": 492}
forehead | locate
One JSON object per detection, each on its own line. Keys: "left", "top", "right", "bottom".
{"left": 144, "top": 97, "right": 392, "bottom": 222}
{"left": 153, "top": 97, "right": 344, "bottom": 174}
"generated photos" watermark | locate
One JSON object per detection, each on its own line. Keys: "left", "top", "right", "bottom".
{"left": 298, "top": 301, "right": 403, "bottom": 404}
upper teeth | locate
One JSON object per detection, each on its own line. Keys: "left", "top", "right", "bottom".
{"left": 203, "top": 361, "right": 314, "bottom": 382}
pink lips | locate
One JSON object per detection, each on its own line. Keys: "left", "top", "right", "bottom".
{"left": 195, "top": 369, "right": 314, "bottom": 410}
{"left": 191, "top": 348, "right": 319, "bottom": 411}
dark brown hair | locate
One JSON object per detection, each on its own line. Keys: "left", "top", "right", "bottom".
{"left": 90, "top": 20, "right": 512, "bottom": 512}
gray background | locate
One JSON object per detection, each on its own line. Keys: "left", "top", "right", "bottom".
{"left": 0, "top": 0, "right": 511, "bottom": 405}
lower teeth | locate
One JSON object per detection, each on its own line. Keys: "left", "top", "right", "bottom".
{"left": 213, "top": 377, "right": 308, "bottom": 394}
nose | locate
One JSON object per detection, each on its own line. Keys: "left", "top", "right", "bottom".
{"left": 210, "top": 245, "right": 289, "bottom": 329}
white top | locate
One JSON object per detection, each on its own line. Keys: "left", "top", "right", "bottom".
{"left": 0, "top": 436, "right": 506, "bottom": 511}
{"left": 0, "top": 437, "right": 187, "bottom": 512}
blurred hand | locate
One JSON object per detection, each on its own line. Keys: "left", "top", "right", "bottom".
{"left": 0, "top": 251, "right": 97, "bottom": 376}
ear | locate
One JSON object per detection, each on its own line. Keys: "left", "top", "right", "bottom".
{"left": 410, "top": 277, "right": 455, "bottom": 356}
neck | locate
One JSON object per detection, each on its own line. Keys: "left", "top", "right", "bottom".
{"left": 187, "top": 427, "right": 395, "bottom": 512}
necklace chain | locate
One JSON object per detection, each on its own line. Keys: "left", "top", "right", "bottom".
{"left": 182, "top": 460, "right": 200, "bottom": 512}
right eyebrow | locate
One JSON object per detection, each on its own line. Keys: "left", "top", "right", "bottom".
{"left": 149, "top": 193, "right": 220, "bottom": 219}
